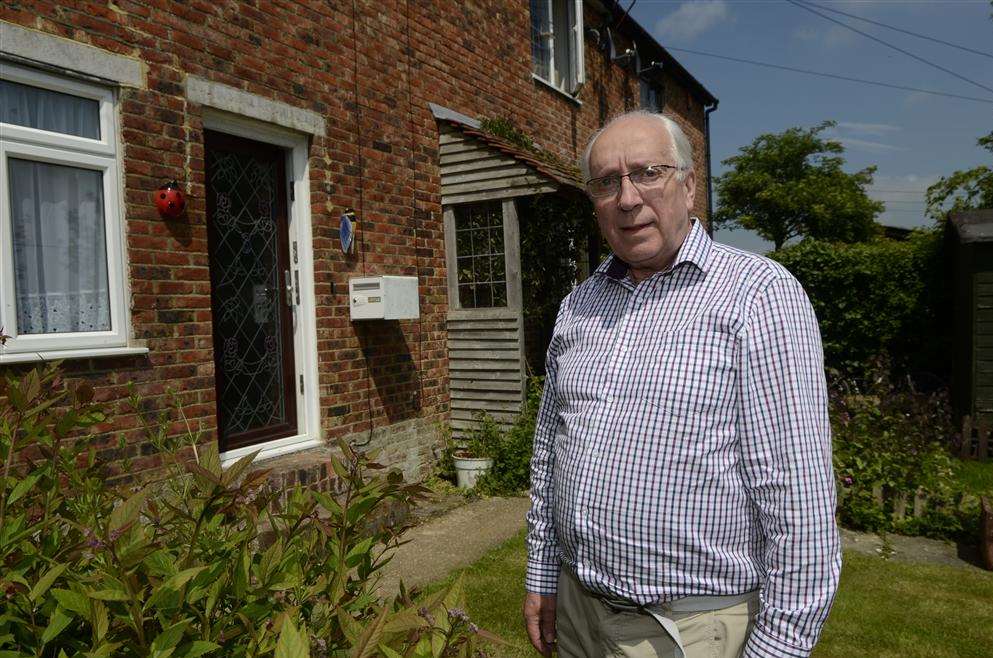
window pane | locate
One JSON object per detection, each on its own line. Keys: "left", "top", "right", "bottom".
{"left": 491, "top": 282, "right": 507, "bottom": 307}
{"left": 459, "top": 284, "right": 475, "bottom": 309}
{"left": 8, "top": 158, "right": 110, "bottom": 334}
{"left": 475, "top": 284, "right": 492, "bottom": 308}
{"left": 457, "top": 256, "right": 475, "bottom": 286}
{"left": 1, "top": 80, "right": 100, "bottom": 139}
{"left": 491, "top": 255, "right": 505, "bottom": 282}
{"left": 489, "top": 227, "right": 505, "bottom": 255}
{"left": 475, "top": 255, "right": 491, "bottom": 283}
{"left": 551, "top": 0, "right": 571, "bottom": 88}
{"left": 531, "top": 0, "right": 552, "bottom": 80}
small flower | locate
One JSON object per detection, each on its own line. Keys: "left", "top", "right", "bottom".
{"left": 448, "top": 607, "right": 470, "bottom": 623}
{"left": 84, "top": 528, "right": 105, "bottom": 550}
{"left": 417, "top": 606, "right": 435, "bottom": 626}
{"left": 843, "top": 476, "right": 854, "bottom": 487}
{"left": 468, "top": 623, "right": 479, "bottom": 634}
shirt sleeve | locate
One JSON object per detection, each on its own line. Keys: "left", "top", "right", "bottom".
{"left": 524, "top": 305, "right": 567, "bottom": 596}
{"left": 737, "top": 276, "right": 841, "bottom": 658}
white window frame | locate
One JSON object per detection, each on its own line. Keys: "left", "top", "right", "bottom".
{"left": 531, "top": 0, "right": 585, "bottom": 96}
{"left": 0, "top": 62, "right": 133, "bottom": 360}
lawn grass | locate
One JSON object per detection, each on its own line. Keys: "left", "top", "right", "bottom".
{"left": 953, "top": 457, "right": 993, "bottom": 498}
{"left": 429, "top": 531, "right": 993, "bottom": 658}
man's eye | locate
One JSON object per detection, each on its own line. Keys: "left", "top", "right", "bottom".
{"left": 640, "top": 166, "right": 663, "bottom": 179}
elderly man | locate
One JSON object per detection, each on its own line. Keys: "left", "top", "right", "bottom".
{"left": 522, "top": 111, "right": 840, "bottom": 658}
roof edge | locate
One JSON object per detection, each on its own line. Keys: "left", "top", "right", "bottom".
{"left": 597, "top": 1, "right": 718, "bottom": 107}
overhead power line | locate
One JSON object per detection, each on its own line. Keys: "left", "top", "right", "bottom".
{"left": 786, "top": 0, "right": 993, "bottom": 96}
{"left": 664, "top": 46, "right": 993, "bottom": 105}
{"left": 797, "top": 0, "right": 993, "bottom": 60}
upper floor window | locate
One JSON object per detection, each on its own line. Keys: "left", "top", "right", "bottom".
{"left": 0, "top": 63, "right": 128, "bottom": 357}
{"left": 640, "top": 78, "right": 662, "bottom": 112}
{"left": 454, "top": 202, "right": 508, "bottom": 309}
{"left": 530, "top": 0, "right": 585, "bottom": 95}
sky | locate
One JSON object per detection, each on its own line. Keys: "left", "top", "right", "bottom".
{"left": 626, "top": 0, "right": 993, "bottom": 254}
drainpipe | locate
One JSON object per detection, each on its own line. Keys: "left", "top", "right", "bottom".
{"left": 704, "top": 100, "right": 719, "bottom": 237}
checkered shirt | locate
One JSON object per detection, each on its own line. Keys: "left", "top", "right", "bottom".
{"left": 525, "top": 219, "right": 841, "bottom": 657}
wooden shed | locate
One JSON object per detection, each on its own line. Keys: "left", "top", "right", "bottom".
{"left": 431, "top": 104, "right": 584, "bottom": 436}
{"left": 949, "top": 209, "right": 993, "bottom": 425}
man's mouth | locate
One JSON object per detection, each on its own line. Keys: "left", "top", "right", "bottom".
{"left": 620, "top": 223, "right": 652, "bottom": 234}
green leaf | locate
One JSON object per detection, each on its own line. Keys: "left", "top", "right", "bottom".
{"left": 377, "top": 645, "right": 403, "bottom": 658}
{"left": 29, "top": 562, "right": 68, "bottom": 602}
{"left": 443, "top": 572, "right": 465, "bottom": 612}
{"left": 199, "top": 442, "right": 221, "bottom": 479}
{"left": 52, "top": 588, "right": 90, "bottom": 616}
{"left": 149, "top": 619, "right": 189, "bottom": 658}
{"left": 88, "top": 589, "right": 130, "bottom": 601}
{"left": 338, "top": 610, "right": 362, "bottom": 644}
{"left": 221, "top": 450, "right": 259, "bottom": 486}
{"left": 313, "top": 490, "right": 343, "bottom": 517}
{"left": 345, "top": 537, "right": 374, "bottom": 567}
{"left": 109, "top": 489, "right": 148, "bottom": 533}
{"left": 174, "top": 641, "right": 221, "bottom": 657}
{"left": 274, "top": 615, "right": 309, "bottom": 658}
{"left": 85, "top": 641, "right": 122, "bottom": 657}
{"left": 40, "top": 606, "right": 73, "bottom": 644}
{"left": 6, "top": 473, "right": 40, "bottom": 506}
{"left": 383, "top": 606, "right": 426, "bottom": 635}
{"left": 349, "top": 606, "right": 389, "bottom": 658}
{"left": 91, "top": 600, "right": 109, "bottom": 641}
{"left": 146, "top": 566, "right": 207, "bottom": 611}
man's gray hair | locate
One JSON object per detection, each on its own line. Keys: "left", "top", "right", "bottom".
{"left": 580, "top": 110, "right": 694, "bottom": 182}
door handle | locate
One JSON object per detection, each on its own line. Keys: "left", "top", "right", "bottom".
{"left": 284, "top": 270, "right": 293, "bottom": 307}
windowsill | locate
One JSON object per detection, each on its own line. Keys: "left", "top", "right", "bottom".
{"left": 0, "top": 345, "right": 150, "bottom": 364}
{"left": 531, "top": 74, "right": 583, "bottom": 106}
{"left": 220, "top": 434, "right": 324, "bottom": 468}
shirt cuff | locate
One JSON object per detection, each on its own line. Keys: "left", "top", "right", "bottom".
{"left": 525, "top": 559, "right": 560, "bottom": 596}
{"left": 742, "top": 626, "right": 812, "bottom": 658}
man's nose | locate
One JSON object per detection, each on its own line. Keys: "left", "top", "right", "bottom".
{"left": 617, "top": 175, "right": 643, "bottom": 211}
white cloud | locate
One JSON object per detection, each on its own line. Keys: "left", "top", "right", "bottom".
{"left": 834, "top": 137, "right": 909, "bottom": 153}
{"left": 824, "top": 123, "right": 906, "bottom": 153}
{"left": 836, "top": 122, "right": 902, "bottom": 137}
{"left": 655, "top": 1, "right": 731, "bottom": 43}
{"left": 791, "top": 23, "right": 855, "bottom": 49}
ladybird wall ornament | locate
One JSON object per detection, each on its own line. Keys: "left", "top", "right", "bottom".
{"left": 154, "top": 181, "right": 186, "bottom": 219}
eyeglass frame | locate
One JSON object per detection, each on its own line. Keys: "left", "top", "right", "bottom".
{"left": 584, "top": 163, "right": 685, "bottom": 199}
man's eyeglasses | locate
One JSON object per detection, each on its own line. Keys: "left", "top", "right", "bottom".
{"left": 585, "top": 163, "right": 682, "bottom": 198}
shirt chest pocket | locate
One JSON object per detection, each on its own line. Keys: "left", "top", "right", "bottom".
{"left": 633, "top": 331, "right": 739, "bottom": 419}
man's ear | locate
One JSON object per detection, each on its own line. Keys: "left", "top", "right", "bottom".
{"left": 682, "top": 168, "right": 696, "bottom": 212}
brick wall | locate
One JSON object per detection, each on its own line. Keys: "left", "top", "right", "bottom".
{"left": 0, "top": 0, "right": 710, "bottom": 481}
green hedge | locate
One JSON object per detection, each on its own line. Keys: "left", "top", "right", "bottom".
{"left": 771, "top": 231, "right": 949, "bottom": 381}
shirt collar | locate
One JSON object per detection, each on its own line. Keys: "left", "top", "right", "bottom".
{"left": 595, "top": 217, "right": 713, "bottom": 281}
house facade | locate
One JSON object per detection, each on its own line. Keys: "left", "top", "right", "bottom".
{"left": 0, "top": 0, "right": 717, "bottom": 485}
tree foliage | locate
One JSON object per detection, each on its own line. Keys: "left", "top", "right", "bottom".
{"left": 770, "top": 231, "right": 949, "bottom": 382}
{"left": 713, "top": 121, "right": 884, "bottom": 250}
{"left": 926, "top": 129, "right": 993, "bottom": 219}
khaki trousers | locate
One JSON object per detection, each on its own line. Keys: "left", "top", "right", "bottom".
{"left": 555, "top": 569, "right": 758, "bottom": 658}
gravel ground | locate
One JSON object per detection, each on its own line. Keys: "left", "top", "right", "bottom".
{"left": 376, "top": 495, "right": 531, "bottom": 596}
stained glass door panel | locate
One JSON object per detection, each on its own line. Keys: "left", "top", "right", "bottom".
{"left": 205, "top": 132, "right": 296, "bottom": 451}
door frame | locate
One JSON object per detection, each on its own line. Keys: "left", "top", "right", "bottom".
{"left": 203, "top": 110, "right": 322, "bottom": 466}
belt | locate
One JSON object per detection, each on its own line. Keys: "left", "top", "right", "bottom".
{"left": 595, "top": 588, "right": 759, "bottom": 658}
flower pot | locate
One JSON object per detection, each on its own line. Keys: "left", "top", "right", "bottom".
{"left": 452, "top": 454, "right": 493, "bottom": 489}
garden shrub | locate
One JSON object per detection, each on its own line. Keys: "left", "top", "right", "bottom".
{"left": 475, "top": 378, "right": 543, "bottom": 497}
{"left": 830, "top": 367, "right": 980, "bottom": 542}
{"left": 0, "top": 363, "right": 498, "bottom": 657}
{"left": 771, "top": 231, "right": 949, "bottom": 382}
